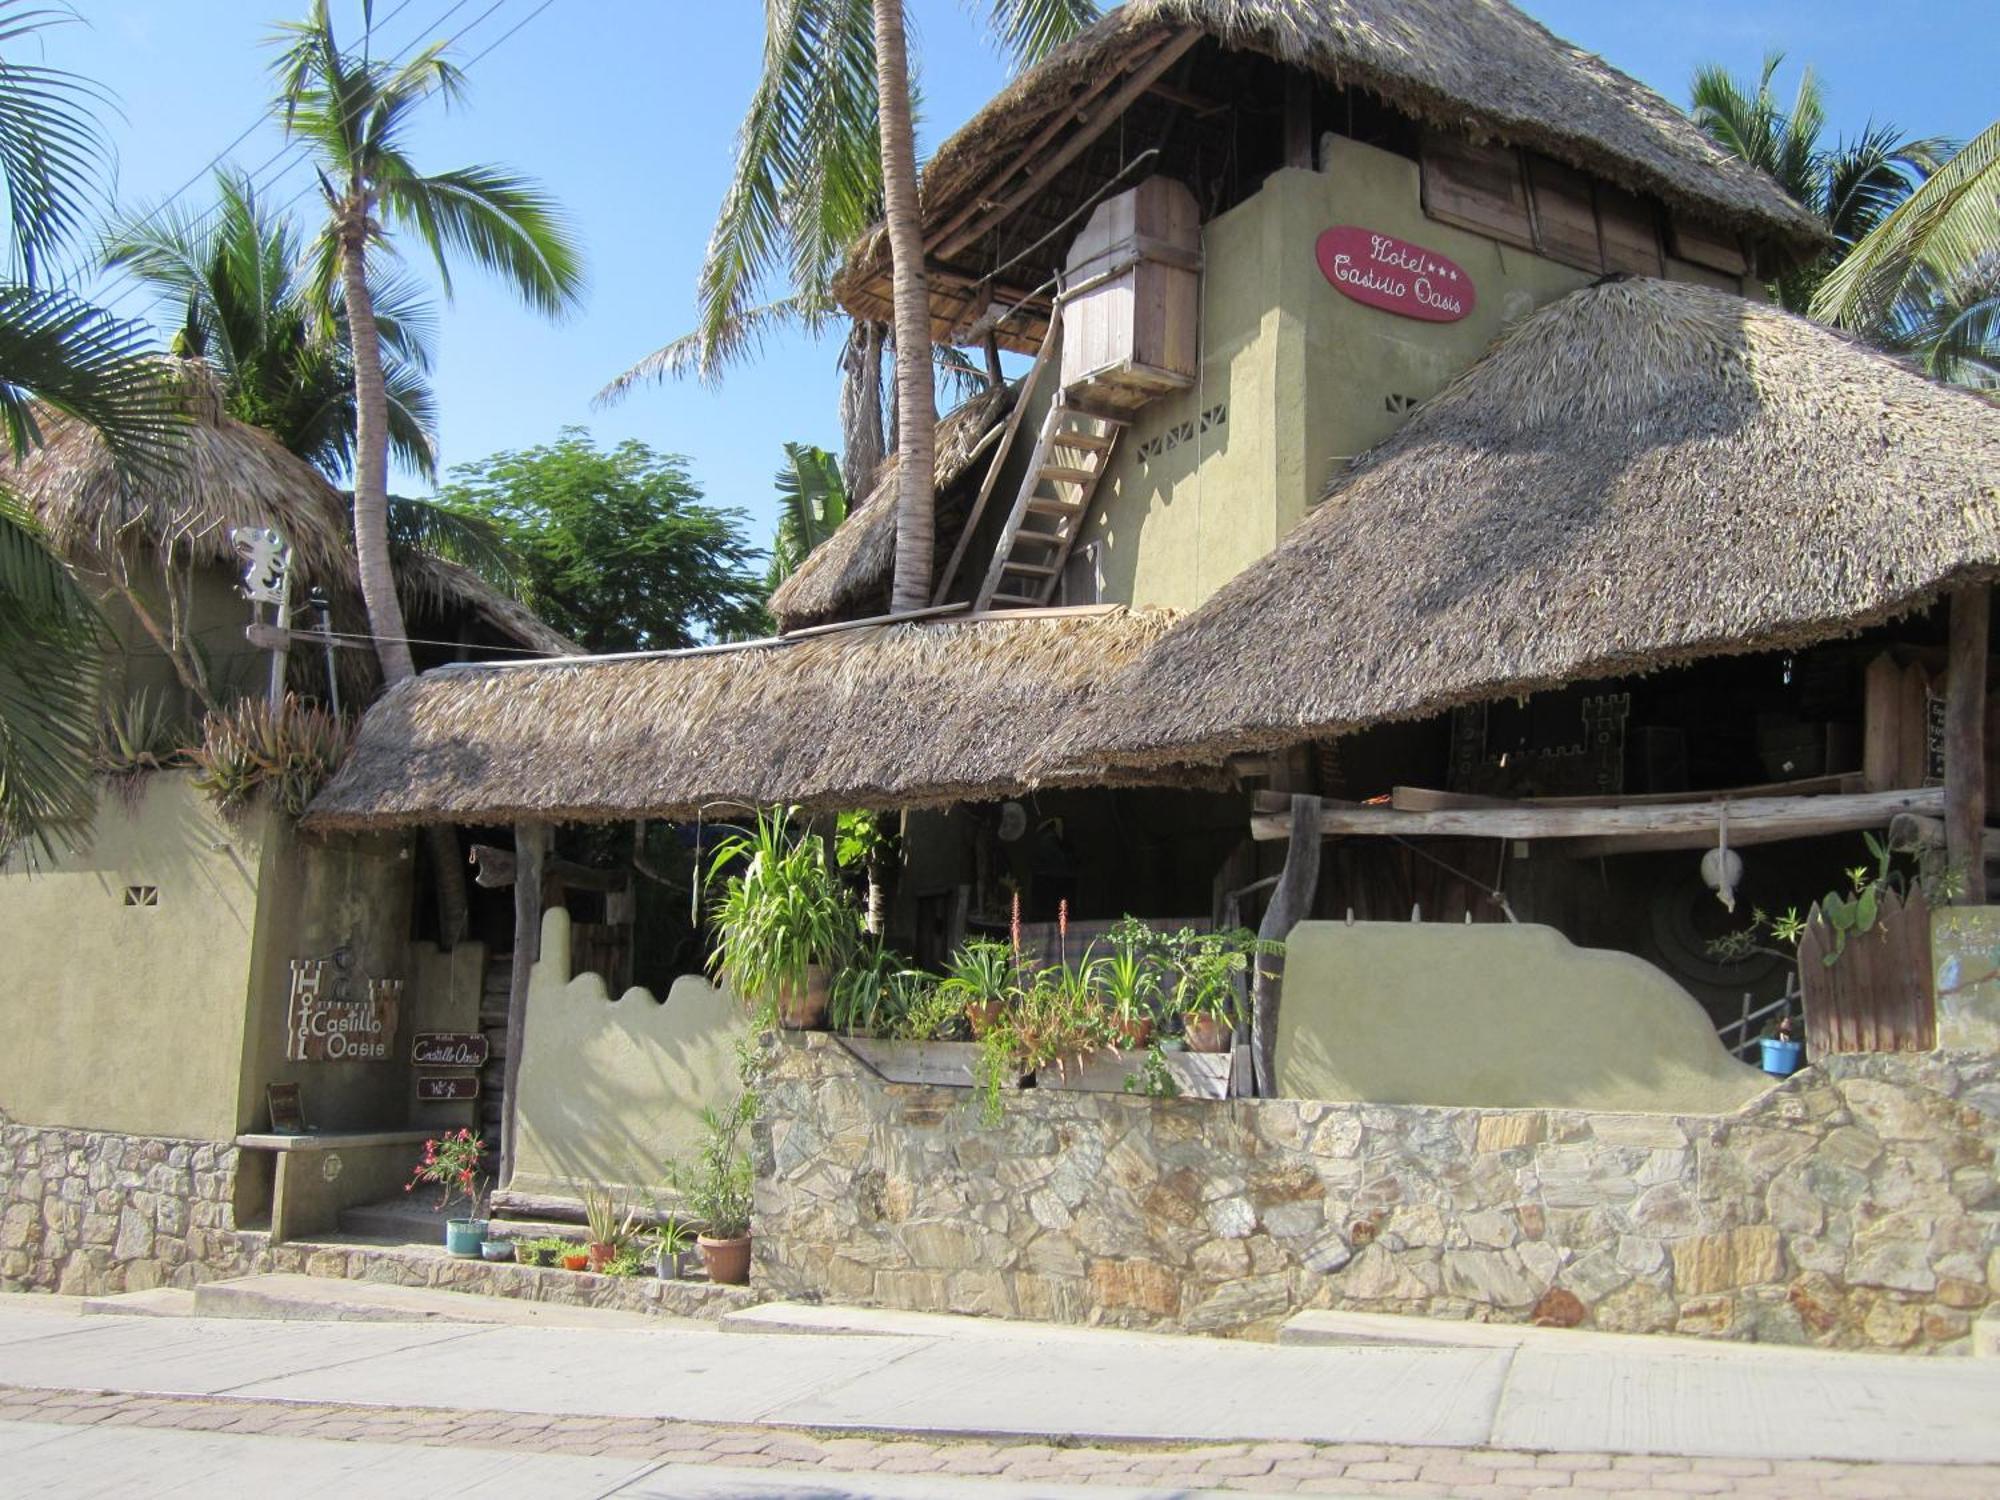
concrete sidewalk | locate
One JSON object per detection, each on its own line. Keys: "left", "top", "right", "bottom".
{"left": 3, "top": 1294, "right": 1998, "bottom": 1467}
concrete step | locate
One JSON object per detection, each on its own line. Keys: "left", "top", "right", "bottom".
{"left": 1276, "top": 1308, "right": 1858, "bottom": 1361}
{"left": 336, "top": 1197, "right": 450, "bottom": 1241}
{"left": 191, "top": 1273, "right": 659, "bottom": 1329}
{"left": 79, "top": 1287, "right": 195, "bottom": 1318}
{"left": 720, "top": 1301, "right": 1189, "bottom": 1346}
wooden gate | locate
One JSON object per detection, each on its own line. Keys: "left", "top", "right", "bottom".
{"left": 1798, "top": 886, "right": 1936, "bottom": 1055}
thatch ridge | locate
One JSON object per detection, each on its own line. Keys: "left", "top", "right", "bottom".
{"left": 1047, "top": 277, "right": 2000, "bottom": 770}
{"left": 836, "top": 0, "right": 1823, "bottom": 317}
{"left": 768, "top": 380, "right": 1017, "bottom": 629}
{"left": 305, "top": 608, "right": 1181, "bottom": 830}
{"left": 6, "top": 359, "right": 577, "bottom": 656}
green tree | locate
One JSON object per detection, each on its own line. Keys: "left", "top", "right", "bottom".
{"left": 767, "top": 440, "right": 848, "bottom": 594}
{"left": 437, "top": 429, "right": 764, "bottom": 653}
{"left": 269, "top": 0, "right": 584, "bottom": 688}
{"left": 0, "top": 3, "right": 179, "bottom": 853}
{"left": 1690, "top": 53, "right": 1949, "bottom": 311}
{"left": 104, "top": 168, "right": 439, "bottom": 481}
{"left": 1813, "top": 121, "right": 2000, "bottom": 388}
{"left": 603, "top": 1, "right": 1098, "bottom": 585}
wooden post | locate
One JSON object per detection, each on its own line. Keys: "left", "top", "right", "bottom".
{"left": 1251, "top": 794, "right": 1322, "bottom": 1098}
{"left": 1283, "top": 70, "right": 1314, "bottom": 170}
{"left": 498, "top": 820, "right": 547, "bottom": 1187}
{"left": 1946, "top": 585, "right": 1989, "bottom": 903}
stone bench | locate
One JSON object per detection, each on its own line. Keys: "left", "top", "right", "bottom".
{"left": 234, "top": 1130, "right": 431, "bottom": 1246}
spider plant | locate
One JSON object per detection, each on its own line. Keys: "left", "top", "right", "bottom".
{"left": 706, "top": 807, "right": 859, "bottom": 1026}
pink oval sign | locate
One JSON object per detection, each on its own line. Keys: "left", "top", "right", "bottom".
{"left": 1315, "top": 227, "right": 1475, "bottom": 322}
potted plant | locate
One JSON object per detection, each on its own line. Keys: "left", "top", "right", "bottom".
{"left": 479, "top": 1237, "right": 514, "bottom": 1262}
{"left": 939, "top": 938, "right": 1013, "bottom": 1037}
{"left": 559, "top": 1247, "right": 591, "bottom": 1272}
{"left": 1759, "top": 1015, "right": 1805, "bottom": 1076}
{"left": 580, "top": 1184, "right": 640, "bottom": 1271}
{"left": 406, "top": 1128, "right": 488, "bottom": 1257}
{"left": 651, "top": 1215, "right": 695, "bottom": 1280}
{"left": 707, "top": 808, "right": 858, "bottom": 1029}
{"left": 1096, "top": 923, "right": 1161, "bottom": 1049}
{"left": 974, "top": 960, "right": 1110, "bottom": 1116}
{"left": 1171, "top": 928, "right": 1256, "bottom": 1054}
{"left": 670, "top": 1093, "right": 755, "bottom": 1285}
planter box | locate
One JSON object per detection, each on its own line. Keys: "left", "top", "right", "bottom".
{"left": 1034, "top": 1046, "right": 1242, "bottom": 1100}
{"left": 839, "top": 1037, "right": 982, "bottom": 1087}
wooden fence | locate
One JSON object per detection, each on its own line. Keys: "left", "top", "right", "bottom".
{"left": 1798, "top": 886, "right": 1936, "bottom": 1055}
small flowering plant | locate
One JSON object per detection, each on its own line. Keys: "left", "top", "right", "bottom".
{"left": 407, "top": 1128, "right": 488, "bottom": 1219}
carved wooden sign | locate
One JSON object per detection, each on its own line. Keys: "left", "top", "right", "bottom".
{"left": 285, "top": 957, "right": 399, "bottom": 1062}
{"left": 412, "top": 1032, "right": 490, "bottom": 1069}
{"left": 1315, "top": 226, "right": 1475, "bottom": 322}
{"left": 415, "top": 1074, "right": 480, "bottom": 1103}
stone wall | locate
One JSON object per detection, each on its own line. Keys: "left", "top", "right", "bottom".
{"left": 754, "top": 1036, "right": 2000, "bottom": 1353}
{"left": 1, "top": 1113, "right": 256, "bottom": 1295}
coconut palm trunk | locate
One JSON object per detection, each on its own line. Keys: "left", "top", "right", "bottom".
{"left": 872, "top": 0, "right": 935, "bottom": 613}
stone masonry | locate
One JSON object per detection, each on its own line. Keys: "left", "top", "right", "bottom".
{"left": 754, "top": 1036, "right": 2000, "bottom": 1352}
{"left": 1, "top": 1112, "right": 255, "bottom": 1295}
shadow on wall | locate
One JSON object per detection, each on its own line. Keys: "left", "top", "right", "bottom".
{"left": 1275, "top": 919, "right": 1771, "bottom": 1113}
{"left": 510, "top": 908, "right": 746, "bottom": 1203}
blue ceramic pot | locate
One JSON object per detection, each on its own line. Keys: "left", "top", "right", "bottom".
{"left": 1759, "top": 1038, "right": 1804, "bottom": 1077}
{"left": 444, "top": 1218, "right": 486, "bottom": 1257}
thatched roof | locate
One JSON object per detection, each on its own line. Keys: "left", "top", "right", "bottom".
{"left": 1048, "top": 278, "right": 2000, "bottom": 771}
{"left": 837, "top": 2, "right": 1824, "bottom": 335}
{"left": 6, "top": 360, "right": 575, "bottom": 657}
{"left": 768, "top": 381, "right": 1016, "bottom": 630}
{"left": 304, "top": 607, "right": 1181, "bottom": 831}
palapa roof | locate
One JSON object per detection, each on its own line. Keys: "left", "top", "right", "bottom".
{"left": 304, "top": 607, "right": 1180, "bottom": 831}
{"left": 1047, "top": 277, "right": 2000, "bottom": 771}
{"left": 767, "top": 381, "right": 1016, "bottom": 630}
{"left": 7, "top": 360, "right": 576, "bottom": 658}
{"left": 837, "top": 0, "right": 1824, "bottom": 338}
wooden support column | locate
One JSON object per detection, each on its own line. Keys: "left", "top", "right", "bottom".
{"left": 498, "top": 820, "right": 547, "bottom": 1186}
{"left": 1283, "top": 70, "right": 1314, "bottom": 170}
{"left": 1946, "top": 585, "right": 1989, "bottom": 902}
{"left": 1251, "top": 794, "right": 1322, "bottom": 1098}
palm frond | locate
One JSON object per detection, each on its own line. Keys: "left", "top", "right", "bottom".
{"left": 597, "top": 296, "right": 809, "bottom": 402}
{"left": 973, "top": 0, "right": 1100, "bottom": 69}
{"left": 0, "top": 285, "right": 182, "bottom": 475}
{"left": 385, "top": 492, "right": 516, "bottom": 586}
{"left": 0, "top": 0, "right": 112, "bottom": 282}
{"left": 0, "top": 493, "right": 99, "bottom": 855}
{"left": 378, "top": 163, "right": 585, "bottom": 318}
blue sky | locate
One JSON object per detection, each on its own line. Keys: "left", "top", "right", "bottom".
{"left": 66, "top": 1, "right": 1996, "bottom": 553}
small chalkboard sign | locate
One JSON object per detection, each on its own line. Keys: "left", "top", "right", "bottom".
{"left": 266, "top": 1082, "right": 306, "bottom": 1135}
{"left": 416, "top": 1074, "right": 480, "bottom": 1103}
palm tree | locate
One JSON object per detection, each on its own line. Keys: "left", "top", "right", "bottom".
{"left": 105, "top": 168, "right": 440, "bottom": 481}
{"left": 0, "top": 3, "right": 180, "bottom": 854}
{"left": 1813, "top": 121, "right": 2000, "bottom": 388}
{"left": 604, "top": 0, "right": 1099, "bottom": 601}
{"left": 1690, "top": 54, "right": 1949, "bottom": 312}
{"left": 268, "top": 0, "right": 584, "bottom": 688}
{"left": 767, "top": 441, "right": 849, "bottom": 594}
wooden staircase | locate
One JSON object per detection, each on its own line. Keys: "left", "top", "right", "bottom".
{"left": 973, "top": 398, "right": 1124, "bottom": 610}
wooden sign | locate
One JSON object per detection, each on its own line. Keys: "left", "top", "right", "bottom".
{"left": 1315, "top": 226, "right": 1474, "bottom": 322}
{"left": 285, "top": 958, "right": 399, "bottom": 1062}
{"left": 416, "top": 1074, "right": 480, "bottom": 1103}
{"left": 412, "top": 1032, "right": 489, "bottom": 1068}
{"left": 265, "top": 1082, "right": 305, "bottom": 1135}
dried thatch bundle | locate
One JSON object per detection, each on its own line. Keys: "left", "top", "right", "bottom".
{"left": 4, "top": 359, "right": 574, "bottom": 657}
{"left": 304, "top": 608, "right": 1180, "bottom": 831}
{"left": 768, "top": 381, "right": 1016, "bottom": 629}
{"left": 1049, "top": 278, "right": 2000, "bottom": 772}
{"left": 836, "top": 0, "right": 1824, "bottom": 319}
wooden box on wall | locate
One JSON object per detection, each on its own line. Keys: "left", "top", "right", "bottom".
{"left": 1059, "top": 176, "right": 1201, "bottom": 414}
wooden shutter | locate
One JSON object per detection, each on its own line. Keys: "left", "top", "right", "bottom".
{"left": 1421, "top": 134, "right": 1534, "bottom": 251}
{"left": 1526, "top": 156, "right": 1603, "bottom": 272}
{"left": 1668, "top": 216, "right": 1749, "bottom": 277}
{"left": 1597, "top": 185, "right": 1664, "bottom": 276}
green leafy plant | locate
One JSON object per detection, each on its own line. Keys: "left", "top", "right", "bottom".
{"left": 602, "top": 1248, "right": 646, "bottom": 1278}
{"left": 579, "top": 1184, "right": 642, "bottom": 1251}
{"left": 517, "top": 1235, "right": 571, "bottom": 1268}
{"left": 1710, "top": 832, "right": 1965, "bottom": 968}
{"left": 95, "top": 689, "right": 189, "bottom": 779}
{"left": 972, "top": 960, "right": 1112, "bottom": 1124}
{"left": 184, "top": 693, "right": 351, "bottom": 817}
{"left": 1093, "top": 926, "right": 1161, "bottom": 1031}
{"left": 1169, "top": 927, "right": 1269, "bottom": 1023}
{"left": 829, "top": 941, "right": 932, "bottom": 1036}
{"left": 938, "top": 937, "right": 1014, "bottom": 1033}
{"left": 706, "top": 807, "right": 859, "bottom": 1017}
{"left": 887, "top": 978, "right": 965, "bottom": 1042}
{"left": 668, "top": 1092, "right": 755, "bottom": 1240}
{"left": 405, "top": 1128, "right": 486, "bottom": 1219}
{"left": 1122, "top": 1041, "right": 1181, "bottom": 1099}
{"left": 649, "top": 1214, "right": 695, "bottom": 1275}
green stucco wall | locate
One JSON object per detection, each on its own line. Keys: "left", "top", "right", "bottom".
{"left": 1933, "top": 906, "right": 2000, "bottom": 1053}
{"left": 0, "top": 774, "right": 266, "bottom": 1140}
{"left": 1075, "top": 137, "right": 1596, "bottom": 613}
{"left": 1275, "top": 920, "right": 1772, "bottom": 1114}
{"left": 510, "top": 908, "right": 747, "bottom": 1202}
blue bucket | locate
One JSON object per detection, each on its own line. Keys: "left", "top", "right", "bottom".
{"left": 444, "top": 1217, "right": 487, "bottom": 1256}
{"left": 1759, "top": 1038, "right": 1804, "bottom": 1077}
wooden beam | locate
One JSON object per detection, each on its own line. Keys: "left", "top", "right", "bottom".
{"left": 1251, "top": 794, "right": 1321, "bottom": 1098}
{"left": 498, "top": 821, "right": 547, "bottom": 1188}
{"left": 468, "top": 844, "right": 628, "bottom": 894}
{"left": 934, "top": 29, "right": 1204, "bottom": 262}
{"left": 1283, "top": 70, "right": 1314, "bottom": 169}
{"left": 1862, "top": 652, "right": 1903, "bottom": 791}
{"left": 1385, "top": 773, "right": 1867, "bottom": 814}
{"left": 1251, "top": 787, "right": 1946, "bottom": 843}
{"left": 1947, "top": 585, "right": 1990, "bottom": 901}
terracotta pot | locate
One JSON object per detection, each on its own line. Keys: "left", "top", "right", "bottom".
{"left": 1183, "top": 1013, "right": 1230, "bottom": 1054}
{"left": 964, "top": 998, "right": 1004, "bottom": 1037}
{"left": 560, "top": 1252, "right": 590, "bottom": 1272}
{"left": 587, "top": 1241, "right": 616, "bottom": 1271}
{"left": 698, "top": 1233, "right": 752, "bottom": 1285}
{"left": 1108, "top": 1015, "right": 1154, "bottom": 1050}
{"left": 772, "top": 965, "right": 831, "bottom": 1030}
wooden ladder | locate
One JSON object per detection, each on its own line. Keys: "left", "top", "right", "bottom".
{"left": 973, "top": 398, "right": 1124, "bottom": 611}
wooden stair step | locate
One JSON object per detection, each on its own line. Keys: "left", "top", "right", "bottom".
{"left": 990, "top": 592, "right": 1044, "bottom": 607}
{"left": 1025, "top": 498, "right": 1082, "bottom": 517}
{"left": 1039, "top": 465, "right": 1099, "bottom": 485}
{"left": 1003, "top": 561, "right": 1059, "bottom": 578}
{"left": 1050, "top": 430, "right": 1114, "bottom": 451}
